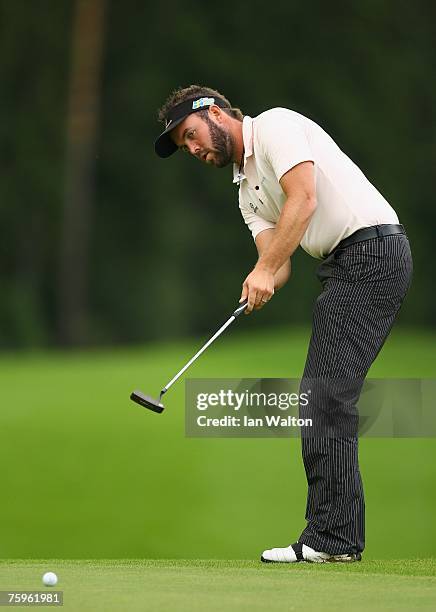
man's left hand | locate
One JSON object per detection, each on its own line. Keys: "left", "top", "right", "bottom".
{"left": 240, "top": 266, "right": 275, "bottom": 314}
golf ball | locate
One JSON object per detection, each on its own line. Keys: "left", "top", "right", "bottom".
{"left": 42, "top": 572, "right": 58, "bottom": 587}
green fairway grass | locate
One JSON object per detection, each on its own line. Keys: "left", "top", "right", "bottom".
{"left": 0, "top": 559, "right": 435, "bottom": 611}
{"left": 0, "top": 325, "right": 435, "bottom": 560}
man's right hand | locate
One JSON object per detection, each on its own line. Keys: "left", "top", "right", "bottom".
{"left": 240, "top": 265, "right": 275, "bottom": 314}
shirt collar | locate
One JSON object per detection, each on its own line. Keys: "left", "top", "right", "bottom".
{"left": 232, "top": 115, "right": 254, "bottom": 184}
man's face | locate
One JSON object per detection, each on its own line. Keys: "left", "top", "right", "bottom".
{"left": 170, "top": 109, "right": 235, "bottom": 168}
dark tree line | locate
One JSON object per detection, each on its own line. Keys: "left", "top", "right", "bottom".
{"left": 1, "top": 0, "right": 435, "bottom": 347}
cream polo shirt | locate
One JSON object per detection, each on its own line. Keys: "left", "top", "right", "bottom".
{"left": 234, "top": 108, "right": 399, "bottom": 259}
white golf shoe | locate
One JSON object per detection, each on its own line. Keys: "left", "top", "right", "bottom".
{"left": 261, "top": 541, "right": 362, "bottom": 563}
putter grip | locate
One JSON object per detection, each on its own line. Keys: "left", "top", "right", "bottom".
{"left": 233, "top": 300, "right": 248, "bottom": 318}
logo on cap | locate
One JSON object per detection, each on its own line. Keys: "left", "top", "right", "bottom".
{"left": 192, "top": 97, "right": 215, "bottom": 110}
{"left": 165, "top": 119, "right": 173, "bottom": 129}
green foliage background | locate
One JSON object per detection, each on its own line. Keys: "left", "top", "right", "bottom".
{"left": 0, "top": 0, "right": 435, "bottom": 347}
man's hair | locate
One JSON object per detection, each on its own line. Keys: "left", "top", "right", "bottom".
{"left": 157, "top": 85, "right": 243, "bottom": 123}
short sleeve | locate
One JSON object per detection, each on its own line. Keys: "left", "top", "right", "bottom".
{"left": 239, "top": 200, "right": 276, "bottom": 241}
{"left": 256, "top": 111, "right": 314, "bottom": 182}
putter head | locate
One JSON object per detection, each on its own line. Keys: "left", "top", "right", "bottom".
{"left": 130, "top": 390, "right": 164, "bottom": 414}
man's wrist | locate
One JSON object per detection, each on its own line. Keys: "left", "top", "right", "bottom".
{"left": 255, "top": 258, "right": 277, "bottom": 275}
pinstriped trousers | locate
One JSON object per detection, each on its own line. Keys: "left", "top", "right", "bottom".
{"left": 298, "top": 233, "right": 413, "bottom": 555}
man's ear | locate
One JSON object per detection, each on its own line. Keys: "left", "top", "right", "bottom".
{"left": 209, "top": 105, "right": 223, "bottom": 122}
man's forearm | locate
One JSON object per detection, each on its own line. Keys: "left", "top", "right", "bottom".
{"left": 257, "top": 194, "right": 316, "bottom": 274}
{"left": 273, "top": 260, "right": 291, "bottom": 289}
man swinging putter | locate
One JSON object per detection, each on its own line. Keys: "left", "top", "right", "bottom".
{"left": 154, "top": 85, "right": 412, "bottom": 563}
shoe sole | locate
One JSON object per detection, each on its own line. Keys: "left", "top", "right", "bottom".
{"left": 261, "top": 556, "right": 305, "bottom": 564}
{"left": 326, "top": 553, "right": 362, "bottom": 563}
{"left": 260, "top": 553, "right": 362, "bottom": 564}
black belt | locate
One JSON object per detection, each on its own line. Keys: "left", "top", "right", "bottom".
{"left": 335, "top": 224, "right": 405, "bottom": 251}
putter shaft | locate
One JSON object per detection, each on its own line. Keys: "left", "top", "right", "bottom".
{"left": 130, "top": 300, "right": 247, "bottom": 414}
{"left": 161, "top": 300, "right": 248, "bottom": 393}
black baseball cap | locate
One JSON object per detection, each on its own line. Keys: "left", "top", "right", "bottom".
{"left": 154, "top": 96, "right": 230, "bottom": 158}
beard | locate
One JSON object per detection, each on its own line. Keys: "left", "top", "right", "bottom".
{"left": 202, "top": 114, "right": 235, "bottom": 168}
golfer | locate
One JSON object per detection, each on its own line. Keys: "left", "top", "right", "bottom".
{"left": 154, "top": 85, "right": 413, "bottom": 563}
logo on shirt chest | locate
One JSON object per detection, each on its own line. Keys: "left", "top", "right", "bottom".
{"left": 249, "top": 202, "right": 259, "bottom": 213}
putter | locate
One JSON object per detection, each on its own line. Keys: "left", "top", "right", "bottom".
{"left": 130, "top": 299, "right": 248, "bottom": 414}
